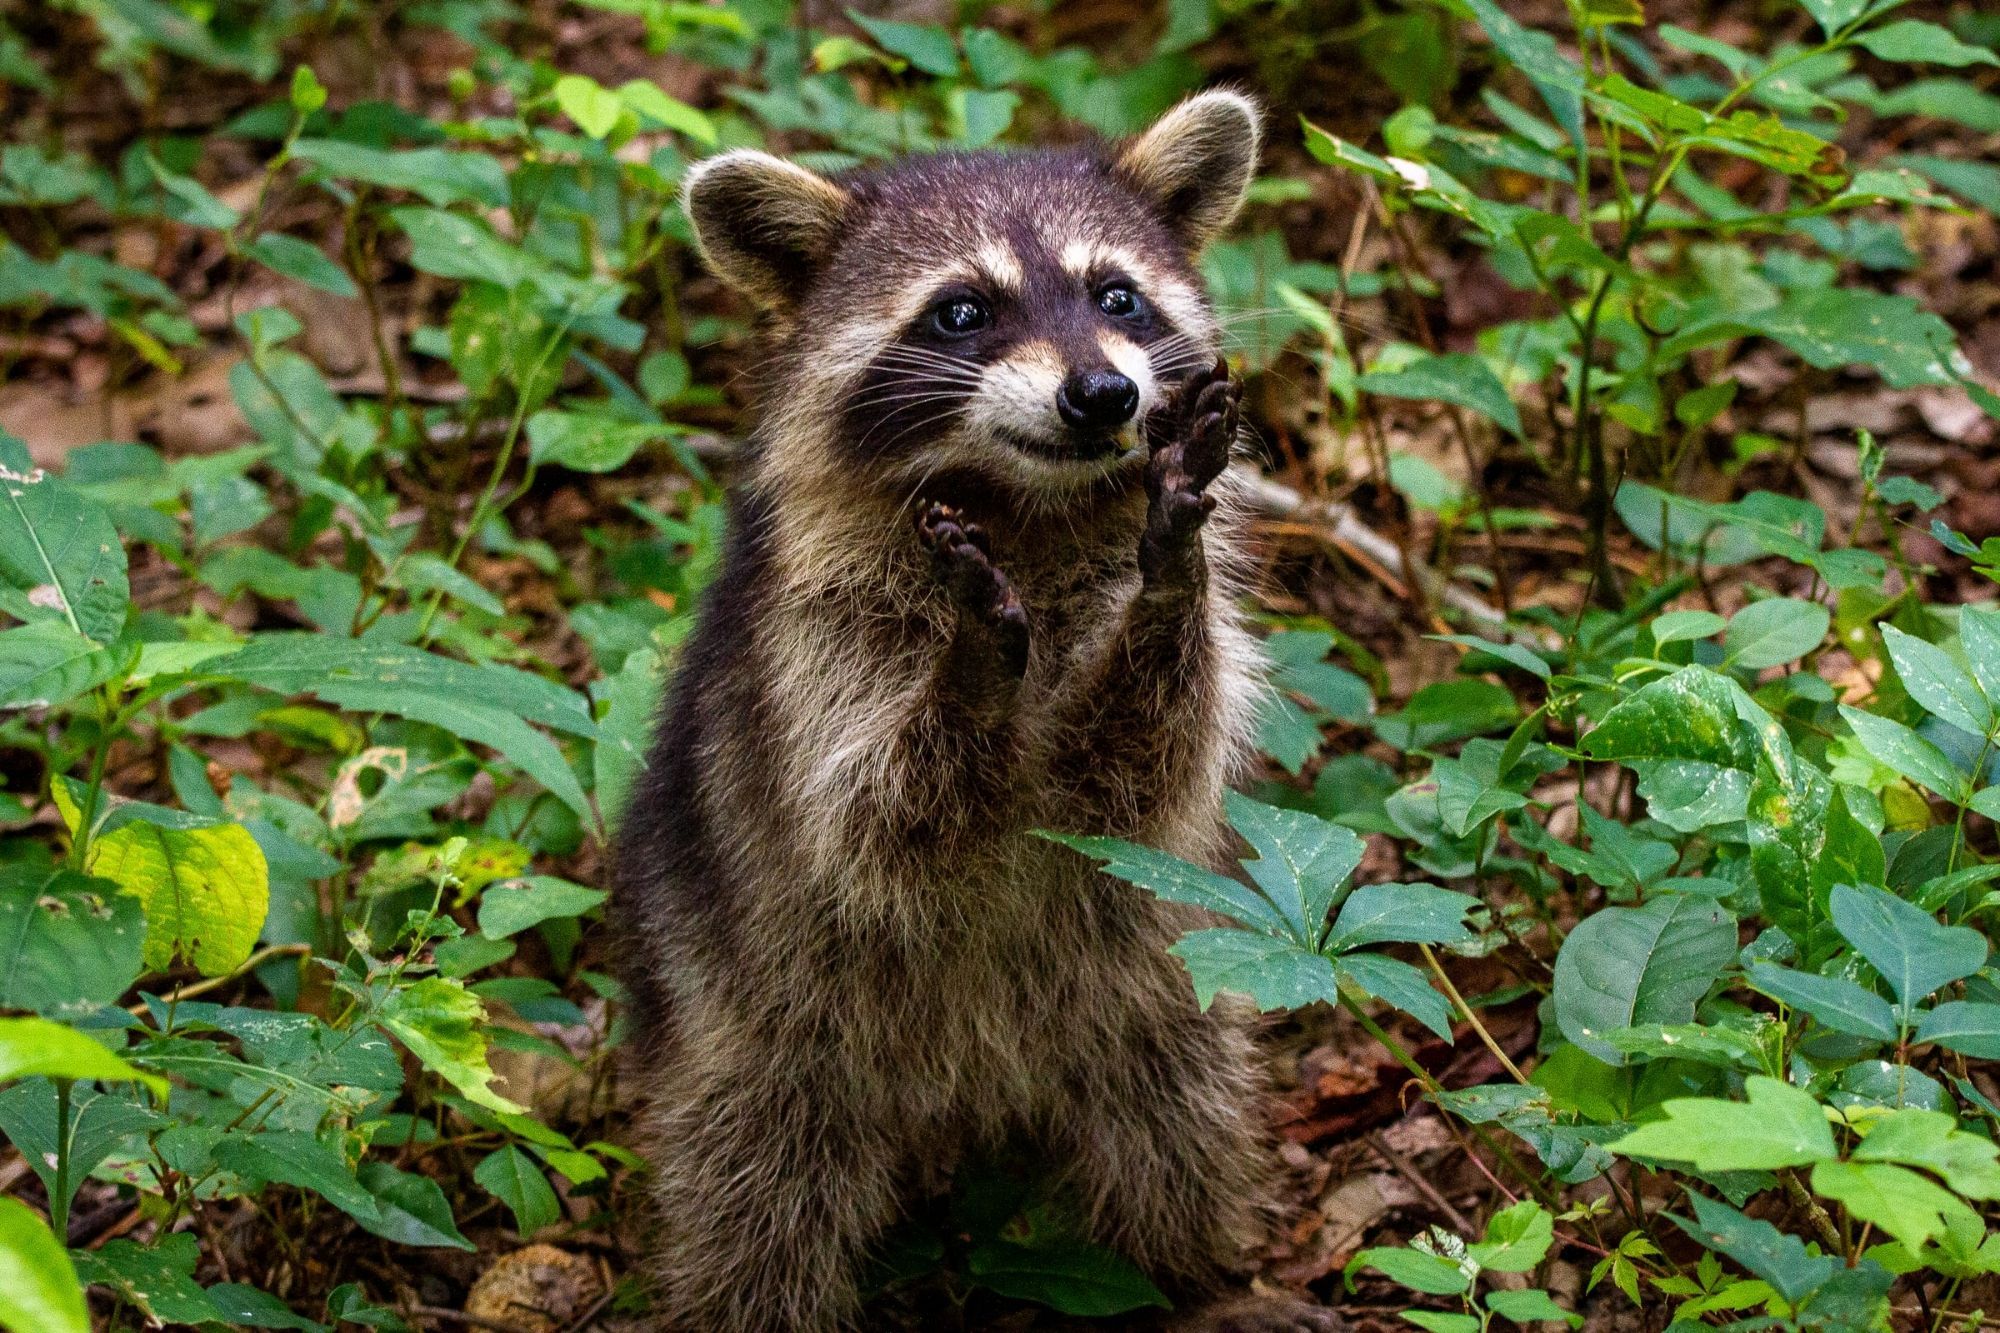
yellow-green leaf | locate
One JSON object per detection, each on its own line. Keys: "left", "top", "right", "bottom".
{"left": 0, "top": 1197, "right": 88, "bottom": 1333}
{"left": 374, "top": 977, "right": 524, "bottom": 1114}
{"left": 0, "top": 1016, "right": 166, "bottom": 1098}
{"left": 86, "top": 819, "right": 269, "bottom": 977}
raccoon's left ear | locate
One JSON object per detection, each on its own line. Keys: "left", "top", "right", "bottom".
{"left": 681, "top": 149, "right": 851, "bottom": 309}
{"left": 1114, "top": 89, "right": 1263, "bottom": 251}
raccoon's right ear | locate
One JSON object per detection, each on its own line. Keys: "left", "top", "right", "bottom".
{"left": 681, "top": 150, "right": 850, "bottom": 309}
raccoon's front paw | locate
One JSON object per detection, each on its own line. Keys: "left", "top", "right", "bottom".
{"left": 1140, "top": 357, "right": 1240, "bottom": 592}
{"left": 918, "top": 501, "right": 1029, "bottom": 677}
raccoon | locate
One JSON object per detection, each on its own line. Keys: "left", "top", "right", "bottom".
{"left": 612, "top": 91, "right": 1340, "bottom": 1333}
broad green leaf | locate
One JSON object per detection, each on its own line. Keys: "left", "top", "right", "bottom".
{"left": 1811, "top": 1159, "right": 1971, "bottom": 1254}
{"left": 1484, "top": 1288, "right": 1579, "bottom": 1326}
{"left": 1892, "top": 154, "right": 2000, "bottom": 213}
{"left": 1458, "top": 0, "right": 1585, "bottom": 145}
{"left": 1828, "top": 883, "right": 1987, "bottom": 1017}
{"left": 846, "top": 9, "right": 960, "bottom": 76}
{"left": 1042, "top": 833, "right": 1290, "bottom": 937}
{"left": 617, "top": 81, "right": 716, "bottom": 143}
{"left": 1840, "top": 706, "right": 1968, "bottom": 802}
{"left": 1670, "top": 1194, "right": 1840, "bottom": 1307}
{"left": 1916, "top": 1001, "right": 2000, "bottom": 1058}
{"left": 1853, "top": 21, "right": 1999, "bottom": 68}
{"left": 86, "top": 817, "right": 268, "bottom": 977}
{"left": 1609, "top": 1076, "right": 1835, "bottom": 1170}
{"left": 1797, "top": 0, "right": 1866, "bottom": 38}
{"left": 1469, "top": 1200, "right": 1554, "bottom": 1273}
{"left": 203, "top": 1283, "right": 325, "bottom": 1332}
{"left": 947, "top": 88, "right": 1020, "bottom": 147}
{"left": 71, "top": 1234, "right": 219, "bottom": 1327}
{"left": 474, "top": 1145, "right": 561, "bottom": 1234}
{"left": 1552, "top": 894, "right": 1736, "bottom": 1065}
{"left": 0, "top": 451, "right": 127, "bottom": 645}
{"left": 1731, "top": 289, "right": 1963, "bottom": 389}
{"left": 373, "top": 976, "right": 523, "bottom": 1114}
{"left": 1432, "top": 633, "right": 1550, "bottom": 681}
{"left": 1852, "top": 1109, "right": 2000, "bottom": 1199}
{"left": 289, "top": 140, "right": 510, "bottom": 208}
{"left": 1402, "top": 1314, "right": 1480, "bottom": 1333}
{"left": 0, "top": 866, "right": 144, "bottom": 1014}
{"left": 1651, "top": 609, "right": 1726, "bottom": 646}
{"left": 966, "top": 1236, "right": 1170, "bottom": 1316}
{"left": 215, "top": 1132, "right": 379, "bottom": 1224}
{"left": 1359, "top": 353, "right": 1522, "bottom": 437}
{"left": 1344, "top": 1246, "right": 1471, "bottom": 1295}
{"left": 354, "top": 1161, "right": 474, "bottom": 1250}
{"left": 1226, "top": 792, "right": 1365, "bottom": 941}
{"left": 477, "top": 877, "right": 606, "bottom": 939}
{"left": 242, "top": 233, "right": 356, "bottom": 298}
{"left": 1337, "top": 953, "right": 1456, "bottom": 1040}
{"left": 1324, "top": 882, "right": 1477, "bottom": 952}
{"left": 1167, "top": 929, "right": 1339, "bottom": 1011}
{"left": 0, "top": 1197, "right": 86, "bottom": 1333}
{"left": 1723, "top": 598, "right": 1829, "bottom": 670}
{"left": 527, "top": 409, "right": 673, "bottom": 474}
{"left": 1746, "top": 962, "right": 1896, "bottom": 1042}
{"left": 552, "top": 74, "right": 623, "bottom": 138}
{"left": 0, "top": 622, "right": 122, "bottom": 711}
{"left": 1882, "top": 625, "right": 1990, "bottom": 737}
{"left": 0, "top": 1016, "right": 164, "bottom": 1098}
{"left": 0, "top": 1082, "right": 160, "bottom": 1220}
{"left": 1956, "top": 607, "right": 2000, "bottom": 706}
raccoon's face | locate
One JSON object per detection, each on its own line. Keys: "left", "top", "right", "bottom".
{"left": 682, "top": 91, "right": 1261, "bottom": 492}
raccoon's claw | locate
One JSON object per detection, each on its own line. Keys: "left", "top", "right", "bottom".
{"left": 918, "top": 501, "right": 1029, "bottom": 676}
{"left": 1140, "top": 357, "right": 1240, "bottom": 591}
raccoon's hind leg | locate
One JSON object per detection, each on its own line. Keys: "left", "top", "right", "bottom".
{"left": 641, "top": 1052, "right": 902, "bottom": 1333}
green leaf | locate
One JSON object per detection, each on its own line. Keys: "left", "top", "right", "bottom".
{"left": 243, "top": 234, "right": 357, "bottom": 298}
{"left": 1746, "top": 962, "right": 1896, "bottom": 1042}
{"left": 1359, "top": 353, "right": 1523, "bottom": 437}
{"left": 215, "top": 1132, "right": 379, "bottom": 1225}
{"left": 1852, "top": 1109, "right": 2000, "bottom": 1200}
{"left": 1881, "top": 625, "right": 1990, "bottom": 738}
{"left": 947, "top": 88, "right": 1020, "bottom": 147}
{"left": 526, "top": 409, "right": 673, "bottom": 474}
{"left": 373, "top": 976, "right": 523, "bottom": 1114}
{"left": 1552, "top": 894, "right": 1736, "bottom": 1065}
{"left": 1609, "top": 1076, "right": 1836, "bottom": 1171}
{"left": 1225, "top": 791, "right": 1365, "bottom": 942}
{"left": 1811, "top": 1159, "right": 1971, "bottom": 1254}
{"left": 1043, "top": 832, "right": 1292, "bottom": 937}
{"left": 1670, "top": 1194, "right": 1840, "bottom": 1308}
{"left": 1853, "top": 21, "right": 1999, "bottom": 68}
{"left": 1432, "top": 633, "right": 1550, "bottom": 681}
{"left": 0, "top": 622, "right": 123, "bottom": 711}
{"left": 0, "top": 1017, "right": 165, "bottom": 1098}
{"left": 1828, "top": 882, "right": 1987, "bottom": 1017}
{"left": 593, "top": 646, "right": 663, "bottom": 831}
{"left": 1484, "top": 1288, "right": 1579, "bottom": 1326}
{"left": 1723, "top": 598, "right": 1829, "bottom": 670}
{"left": 1345, "top": 1245, "right": 1472, "bottom": 1295}
{"left": 1730, "top": 289, "right": 1963, "bottom": 390}
{"left": 353, "top": 1161, "right": 474, "bottom": 1250}
{"left": 616, "top": 82, "right": 717, "bottom": 143}
{"left": 474, "top": 1145, "right": 561, "bottom": 1234}
{"left": 846, "top": 9, "right": 961, "bottom": 76}
{"left": 1797, "top": 0, "right": 1866, "bottom": 38}
{"left": 553, "top": 74, "right": 623, "bottom": 138}
{"left": 1168, "top": 929, "right": 1339, "bottom": 1011}
{"left": 0, "top": 1196, "right": 87, "bottom": 1333}
{"left": 1337, "top": 953, "right": 1456, "bottom": 1040}
{"left": 1916, "top": 1001, "right": 2000, "bottom": 1058}
{"left": 1324, "top": 882, "right": 1477, "bottom": 952}
{"left": 1840, "top": 706, "right": 1969, "bottom": 802}
{"left": 290, "top": 140, "right": 510, "bottom": 208}
{"left": 0, "top": 866, "right": 144, "bottom": 1014}
{"left": 1469, "top": 1200, "right": 1554, "bottom": 1273}
{"left": 71, "top": 1234, "right": 219, "bottom": 1327}
{"left": 0, "top": 450, "right": 127, "bottom": 645}
{"left": 477, "top": 876, "right": 606, "bottom": 939}
{"left": 1402, "top": 1314, "right": 1480, "bottom": 1333}
{"left": 1958, "top": 607, "right": 2000, "bottom": 704}
{"left": 204, "top": 1283, "right": 325, "bottom": 1331}
{"left": 85, "top": 817, "right": 269, "bottom": 977}
{"left": 1651, "top": 609, "right": 1726, "bottom": 646}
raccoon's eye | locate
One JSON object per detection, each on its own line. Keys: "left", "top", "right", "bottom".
{"left": 931, "top": 296, "right": 991, "bottom": 337}
{"left": 1096, "top": 284, "right": 1142, "bottom": 319}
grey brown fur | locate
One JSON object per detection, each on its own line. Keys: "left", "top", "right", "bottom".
{"left": 612, "top": 91, "right": 1339, "bottom": 1333}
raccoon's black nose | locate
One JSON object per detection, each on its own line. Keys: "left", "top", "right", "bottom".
{"left": 1056, "top": 370, "right": 1139, "bottom": 431}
